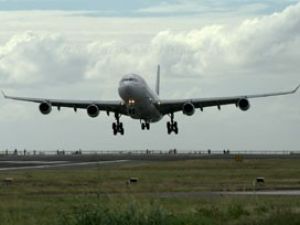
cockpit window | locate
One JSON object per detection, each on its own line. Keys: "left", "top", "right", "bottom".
{"left": 123, "top": 77, "right": 137, "bottom": 82}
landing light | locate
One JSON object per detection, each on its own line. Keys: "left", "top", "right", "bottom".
{"left": 128, "top": 99, "right": 135, "bottom": 105}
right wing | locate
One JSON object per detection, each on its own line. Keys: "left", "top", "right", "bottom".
{"left": 157, "top": 84, "right": 300, "bottom": 115}
{"left": 2, "top": 91, "right": 127, "bottom": 115}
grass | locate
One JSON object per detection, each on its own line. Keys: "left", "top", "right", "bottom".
{"left": 0, "top": 159, "right": 299, "bottom": 224}
{"left": 57, "top": 198, "right": 300, "bottom": 225}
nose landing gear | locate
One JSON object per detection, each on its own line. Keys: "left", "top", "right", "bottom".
{"left": 141, "top": 120, "right": 150, "bottom": 130}
{"left": 167, "top": 113, "right": 178, "bottom": 135}
{"left": 112, "top": 113, "right": 124, "bottom": 135}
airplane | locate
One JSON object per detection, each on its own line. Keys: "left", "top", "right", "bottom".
{"left": 2, "top": 65, "right": 300, "bottom": 135}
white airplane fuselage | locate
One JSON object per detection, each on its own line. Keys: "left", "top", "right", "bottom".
{"left": 118, "top": 74, "right": 162, "bottom": 122}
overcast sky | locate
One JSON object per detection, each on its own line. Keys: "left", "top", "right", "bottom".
{"left": 0, "top": 0, "right": 300, "bottom": 152}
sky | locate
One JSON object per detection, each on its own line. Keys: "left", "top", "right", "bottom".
{"left": 0, "top": 0, "right": 300, "bottom": 151}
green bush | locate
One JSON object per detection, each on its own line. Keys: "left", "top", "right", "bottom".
{"left": 59, "top": 202, "right": 169, "bottom": 225}
{"left": 58, "top": 202, "right": 300, "bottom": 225}
{"left": 260, "top": 209, "right": 300, "bottom": 225}
{"left": 227, "top": 203, "right": 249, "bottom": 219}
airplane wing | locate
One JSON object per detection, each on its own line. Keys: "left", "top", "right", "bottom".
{"left": 1, "top": 91, "right": 127, "bottom": 115}
{"left": 157, "top": 84, "right": 300, "bottom": 115}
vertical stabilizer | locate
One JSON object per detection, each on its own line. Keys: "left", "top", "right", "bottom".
{"left": 156, "top": 65, "right": 160, "bottom": 95}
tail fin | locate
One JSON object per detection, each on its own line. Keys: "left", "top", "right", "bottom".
{"left": 156, "top": 65, "right": 160, "bottom": 95}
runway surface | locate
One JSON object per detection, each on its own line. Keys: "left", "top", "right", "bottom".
{"left": 149, "top": 190, "right": 300, "bottom": 197}
{"left": 1, "top": 152, "right": 300, "bottom": 163}
{"left": 0, "top": 160, "right": 129, "bottom": 171}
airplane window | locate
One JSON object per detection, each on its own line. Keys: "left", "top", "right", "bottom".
{"left": 123, "top": 78, "right": 137, "bottom": 82}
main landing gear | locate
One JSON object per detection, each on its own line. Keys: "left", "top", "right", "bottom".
{"left": 112, "top": 113, "right": 124, "bottom": 135}
{"left": 167, "top": 113, "right": 178, "bottom": 135}
{"left": 141, "top": 120, "right": 150, "bottom": 130}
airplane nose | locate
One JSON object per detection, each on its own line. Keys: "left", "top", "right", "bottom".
{"left": 118, "top": 83, "right": 135, "bottom": 99}
{"left": 124, "top": 82, "right": 136, "bottom": 92}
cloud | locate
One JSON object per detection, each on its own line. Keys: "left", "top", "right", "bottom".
{"left": 0, "top": 31, "right": 88, "bottom": 87}
{"left": 136, "top": 0, "right": 297, "bottom": 16}
{"left": 138, "top": 0, "right": 206, "bottom": 14}
{"left": 2, "top": 2, "right": 300, "bottom": 84}
{"left": 1, "top": 2, "right": 300, "bottom": 91}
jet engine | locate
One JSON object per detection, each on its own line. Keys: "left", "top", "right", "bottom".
{"left": 183, "top": 102, "right": 195, "bottom": 116}
{"left": 39, "top": 102, "right": 52, "bottom": 115}
{"left": 237, "top": 98, "right": 250, "bottom": 111}
{"left": 87, "top": 104, "right": 100, "bottom": 118}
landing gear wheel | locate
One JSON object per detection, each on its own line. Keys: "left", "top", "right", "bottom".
{"left": 146, "top": 123, "right": 150, "bottom": 130}
{"left": 174, "top": 126, "right": 178, "bottom": 134}
{"left": 167, "top": 122, "right": 171, "bottom": 129}
{"left": 141, "top": 120, "right": 150, "bottom": 131}
{"left": 113, "top": 129, "right": 117, "bottom": 136}
{"left": 112, "top": 113, "right": 125, "bottom": 135}
{"left": 167, "top": 122, "right": 172, "bottom": 135}
{"left": 167, "top": 114, "right": 179, "bottom": 135}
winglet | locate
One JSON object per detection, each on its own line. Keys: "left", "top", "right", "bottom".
{"left": 1, "top": 90, "right": 7, "bottom": 99}
{"left": 293, "top": 84, "right": 300, "bottom": 93}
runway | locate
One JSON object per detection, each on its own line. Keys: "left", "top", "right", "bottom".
{"left": 148, "top": 190, "right": 300, "bottom": 197}
{"left": 1, "top": 152, "right": 300, "bottom": 163}
{"left": 0, "top": 160, "right": 129, "bottom": 171}
{"left": 217, "top": 190, "right": 300, "bottom": 196}
{"left": 1, "top": 152, "right": 300, "bottom": 171}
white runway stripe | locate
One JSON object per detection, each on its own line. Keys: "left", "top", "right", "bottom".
{"left": 0, "top": 160, "right": 129, "bottom": 171}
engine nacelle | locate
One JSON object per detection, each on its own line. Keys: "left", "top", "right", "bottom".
{"left": 39, "top": 102, "right": 52, "bottom": 115}
{"left": 183, "top": 102, "right": 195, "bottom": 116}
{"left": 237, "top": 98, "right": 250, "bottom": 111}
{"left": 87, "top": 104, "right": 100, "bottom": 118}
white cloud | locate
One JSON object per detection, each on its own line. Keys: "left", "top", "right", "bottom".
{"left": 1, "top": 3, "right": 300, "bottom": 89}
{"left": 149, "top": 3, "right": 300, "bottom": 79}
{"left": 0, "top": 32, "right": 88, "bottom": 87}
{"left": 138, "top": 1, "right": 205, "bottom": 14}
{"left": 137, "top": 0, "right": 271, "bottom": 15}
{"left": 1, "top": 3, "right": 300, "bottom": 88}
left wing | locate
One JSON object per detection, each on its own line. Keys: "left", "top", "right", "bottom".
{"left": 157, "top": 84, "right": 300, "bottom": 115}
{"left": 2, "top": 91, "right": 127, "bottom": 115}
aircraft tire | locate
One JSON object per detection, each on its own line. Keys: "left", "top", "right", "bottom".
{"left": 173, "top": 122, "right": 178, "bottom": 129}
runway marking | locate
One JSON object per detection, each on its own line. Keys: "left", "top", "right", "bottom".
{"left": 154, "top": 191, "right": 300, "bottom": 197}
{"left": 0, "top": 160, "right": 129, "bottom": 171}
{"left": 217, "top": 190, "right": 300, "bottom": 196}
{"left": 0, "top": 161, "right": 69, "bottom": 164}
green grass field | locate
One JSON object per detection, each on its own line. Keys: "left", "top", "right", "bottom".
{"left": 0, "top": 159, "right": 300, "bottom": 225}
